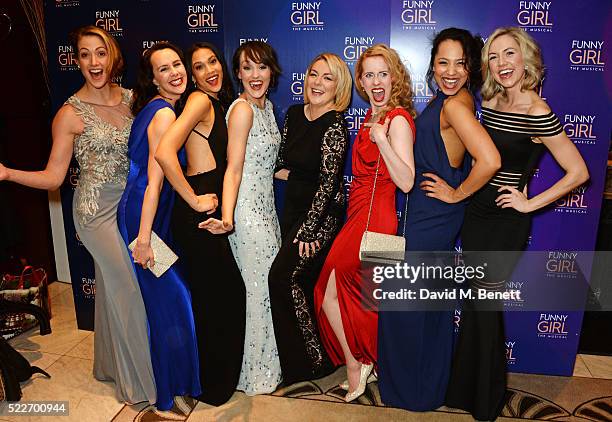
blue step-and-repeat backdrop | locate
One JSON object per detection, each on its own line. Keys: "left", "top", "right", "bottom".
{"left": 45, "top": 0, "right": 611, "bottom": 376}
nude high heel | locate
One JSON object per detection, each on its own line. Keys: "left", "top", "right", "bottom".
{"left": 338, "top": 370, "right": 377, "bottom": 390}
{"left": 344, "top": 363, "right": 374, "bottom": 403}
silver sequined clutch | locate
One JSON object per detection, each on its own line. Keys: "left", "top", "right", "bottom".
{"left": 359, "top": 231, "right": 406, "bottom": 264}
{"left": 128, "top": 231, "right": 178, "bottom": 278}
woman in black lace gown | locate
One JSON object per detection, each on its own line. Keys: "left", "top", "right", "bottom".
{"left": 268, "top": 53, "right": 352, "bottom": 384}
{"left": 445, "top": 27, "right": 589, "bottom": 421}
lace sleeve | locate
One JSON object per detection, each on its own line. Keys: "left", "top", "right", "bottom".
{"left": 275, "top": 111, "right": 290, "bottom": 172}
{"left": 295, "top": 115, "right": 348, "bottom": 242}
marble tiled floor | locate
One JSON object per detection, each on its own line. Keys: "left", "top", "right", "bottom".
{"left": 4, "top": 281, "right": 612, "bottom": 421}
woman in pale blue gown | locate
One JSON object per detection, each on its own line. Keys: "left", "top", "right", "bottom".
{"left": 200, "top": 41, "right": 283, "bottom": 394}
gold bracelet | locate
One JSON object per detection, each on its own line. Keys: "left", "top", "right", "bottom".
{"left": 459, "top": 183, "right": 470, "bottom": 196}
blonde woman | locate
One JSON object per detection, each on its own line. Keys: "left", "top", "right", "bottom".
{"left": 446, "top": 27, "right": 588, "bottom": 421}
{"left": 268, "top": 53, "right": 352, "bottom": 384}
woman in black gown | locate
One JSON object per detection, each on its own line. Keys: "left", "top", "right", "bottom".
{"left": 155, "top": 42, "right": 246, "bottom": 406}
{"left": 268, "top": 53, "right": 352, "bottom": 384}
{"left": 445, "top": 27, "right": 589, "bottom": 421}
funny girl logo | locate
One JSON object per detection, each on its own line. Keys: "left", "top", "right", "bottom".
{"left": 343, "top": 36, "right": 375, "bottom": 67}
{"left": 516, "top": 1, "right": 553, "bottom": 33}
{"left": 537, "top": 313, "right": 569, "bottom": 339}
{"left": 55, "top": 0, "right": 79, "bottom": 7}
{"left": 546, "top": 251, "right": 578, "bottom": 279}
{"left": 554, "top": 185, "right": 588, "bottom": 214}
{"left": 454, "top": 309, "right": 461, "bottom": 333}
{"left": 57, "top": 45, "right": 78, "bottom": 71}
{"left": 291, "top": 72, "right": 305, "bottom": 102}
{"left": 81, "top": 278, "right": 96, "bottom": 299}
{"left": 569, "top": 40, "right": 605, "bottom": 72}
{"left": 563, "top": 114, "right": 598, "bottom": 145}
{"left": 187, "top": 4, "right": 219, "bottom": 33}
{"left": 290, "top": 2, "right": 325, "bottom": 31}
{"left": 345, "top": 107, "right": 369, "bottom": 136}
{"left": 95, "top": 10, "right": 123, "bottom": 37}
{"left": 506, "top": 340, "right": 517, "bottom": 365}
{"left": 505, "top": 280, "right": 525, "bottom": 308}
{"left": 412, "top": 72, "right": 433, "bottom": 104}
{"left": 142, "top": 40, "right": 168, "bottom": 53}
{"left": 400, "top": 0, "right": 437, "bottom": 31}
{"left": 68, "top": 166, "right": 80, "bottom": 188}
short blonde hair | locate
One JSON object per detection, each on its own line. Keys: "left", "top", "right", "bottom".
{"left": 304, "top": 53, "right": 352, "bottom": 111}
{"left": 355, "top": 44, "right": 416, "bottom": 118}
{"left": 70, "top": 25, "right": 124, "bottom": 80}
{"left": 481, "top": 27, "right": 543, "bottom": 100}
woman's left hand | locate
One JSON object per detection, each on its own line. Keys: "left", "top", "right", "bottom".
{"left": 495, "top": 186, "right": 532, "bottom": 213}
{"left": 293, "top": 238, "right": 320, "bottom": 258}
{"left": 420, "top": 172, "right": 459, "bottom": 203}
{"left": 132, "top": 239, "right": 155, "bottom": 269}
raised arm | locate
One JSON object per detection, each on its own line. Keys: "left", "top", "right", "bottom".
{"left": 368, "top": 112, "right": 416, "bottom": 193}
{"left": 0, "top": 104, "right": 81, "bottom": 190}
{"left": 424, "top": 95, "right": 500, "bottom": 203}
{"left": 132, "top": 107, "right": 176, "bottom": 268}
{"left": 496, "top": 103, "right": 589, "bottom": 213}
{"left": 155, "top": 91, "right": 217, "bottom": 213}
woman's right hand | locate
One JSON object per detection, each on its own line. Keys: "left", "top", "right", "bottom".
{"left": 198, "top": 218, "right": 233, "bottom": 234}
{"left": 192, "top": 193, "right": 218, "bottom": 214}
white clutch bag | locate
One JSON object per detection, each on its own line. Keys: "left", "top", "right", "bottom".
{"left": 128, "top": 231, "right": 178, "bottom": 278}
{"left": 358, "top": 153, "right": 408, "bottom": 265}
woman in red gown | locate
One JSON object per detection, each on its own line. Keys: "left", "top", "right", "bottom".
{"left": 313, "top": 44, "right": 416, "bottom": 402}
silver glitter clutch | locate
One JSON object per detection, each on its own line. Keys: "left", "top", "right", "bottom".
{"left": 359, "top": 153, "right": 408, "bottom": 265}
{"left": 128, "top": 231, "right": 178, "bottom": 278}
{"left": 359, "top": 231, "right": 406, "bottom": 264}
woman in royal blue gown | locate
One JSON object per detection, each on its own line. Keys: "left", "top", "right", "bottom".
{"left": 117, "top": 42, "right": 201, "bottom": 410}
{"left": 377, "top": 28, "right": 500, "bottom": 411}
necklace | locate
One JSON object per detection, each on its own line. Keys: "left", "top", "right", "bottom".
{"left": 158, "top": 93, "right": 176, "bottom": 104}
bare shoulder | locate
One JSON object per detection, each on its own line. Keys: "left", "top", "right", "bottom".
{"left": 444, "top": 89, "right": 475, "bottom": 114}
{"left": 53, "top": 103, "right": 83, "bottom": 135}
{"left": 183, "top": 91, "right": 212, "bottom": 118}
{"left": 228, "top": 100, "right": 254, "bottom": 122}
{"left": 152, "top": 107, "right": 177, "bottom": 127}
{"left": 527, "top": 96, "right": 552, "bottom": 116}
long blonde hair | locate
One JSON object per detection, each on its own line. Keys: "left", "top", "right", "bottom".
{"left": 481, "top": 27, "right": 543, "bottom": 100}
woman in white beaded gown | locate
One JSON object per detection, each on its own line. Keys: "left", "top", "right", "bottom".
{"left": 200, "top": 40, "right": 282, "bottom": 394}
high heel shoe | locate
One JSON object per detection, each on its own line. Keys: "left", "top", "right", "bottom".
{"left": 338, "top": 370, "right": 377, "bottom": 390}
{"left": 344, "top": 363, "right": 374, "bottom": 403}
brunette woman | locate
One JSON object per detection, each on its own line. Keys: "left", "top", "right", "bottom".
{"left": 200, "top": 41, "right": 283, "bottom": 395}
{"left": 377, "top": 27, "right": 500, "bottom": 413}
{"left": 155, "top": 42, "right": 246, "bottom": 406}
{"left": 116, "top": 42, "right": 201, "bottom": 410}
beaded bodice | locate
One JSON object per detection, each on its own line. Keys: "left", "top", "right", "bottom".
{"left": 65, "top": 88, "right": 133, "bottom": 225}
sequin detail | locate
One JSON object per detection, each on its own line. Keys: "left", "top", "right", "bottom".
{"left": 227, "top": 98, "right": 283, "bottom": 394}
{"left": 66, "top": 89, "right": 132, "bottom": 226}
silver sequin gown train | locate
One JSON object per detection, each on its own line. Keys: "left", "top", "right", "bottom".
{"left": 66, "top": 89, "right": 156, "bottom": 404}
{"left": 226, "top": 98, "right": 283, "bottom": 394}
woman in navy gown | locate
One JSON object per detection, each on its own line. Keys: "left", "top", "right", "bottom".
{"left": 377, "top": 28, "right": 500, "bottom": 411}
{"left": 117, "top": 42, "right": 201, "bottom": 410}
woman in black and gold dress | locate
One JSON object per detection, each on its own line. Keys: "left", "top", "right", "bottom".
{"left": 445, "top": 27, "right": 589, "bottom": 421}
{"left": 268, "top": 53, "right": 352, "bottom": 384}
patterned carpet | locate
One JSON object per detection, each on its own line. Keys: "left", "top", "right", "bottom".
{"left": 111, "top": 368, "right": 612, "bottom": 421}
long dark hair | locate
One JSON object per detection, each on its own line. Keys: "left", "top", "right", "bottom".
{"left": 132, "top": 42, "right": 185, "bottom": 115}
{"left": 426, "top": 27, "right": 484, "bottom": 95}
{"left": 186, "top": 42, "right": 235, "bottom": 111}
